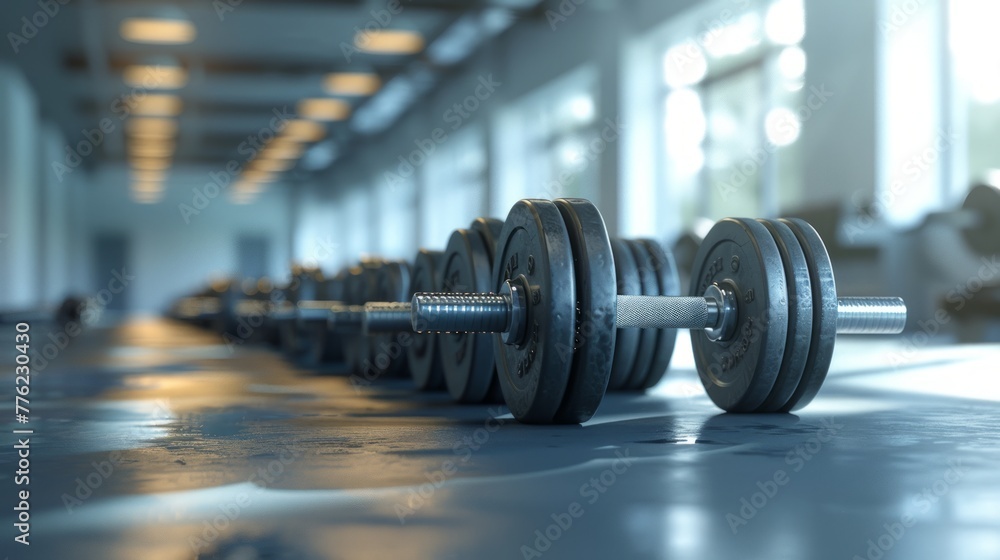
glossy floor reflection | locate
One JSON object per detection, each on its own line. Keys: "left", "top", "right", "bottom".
{"left": 3, "top": 318, "right": 999, "bottom": 560}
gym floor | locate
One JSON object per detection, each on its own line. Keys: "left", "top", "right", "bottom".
{"left": 5, "top": 318, "right": 1000, "bottom": 560}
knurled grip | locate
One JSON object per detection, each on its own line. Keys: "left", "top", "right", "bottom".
{"left": 615, "top": 295, "right": 714, "bottom": 330}
{"left": 411, "top": 293, "right": 510, "bottom": 333}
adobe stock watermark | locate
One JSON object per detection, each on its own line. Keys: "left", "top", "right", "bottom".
{"left": 886, "top": 254, "right": 1000, "bottom": 368}
{"left": 851, "top": 460, "right": 967, "bottom": 560}
{"left": 544, "top": 0, "right": 588, "bottom": 30}
{"left": 340, "top": 0, "right": 413, "bottom": 63}
{"left": 51, "top": 65, "right": 183, "bottom": 182}
{"left": 188, "top": 443, "right": 306, "bottom": 554}
{"left": 520, "top": 449, "right": 634, "bottom": 559}
{"left": 725, "top": 417, "right": 843, "bottom": 534}
{"left": 879, "top": 0, "right": 927, "bottom": 37}
{"left": 539, "top": 117, "right": 624, "bottom": 200}
{"left": 382, "top": 74, "right": 501, "bottom": 192}
{"left": 843, "top": 128, "right": 959, "bottom": 242}
{"left": 6, "top": 0, "right": 72, "bottom": 54}
{"left": 395, "top": 406, "right": 509, "bottom": 524}
{"left": 178, "top": 106, "right": 292, "bottom": 223}
{"left": 212, "top": 0, "right": 247, "bottom": 21}
{"left": 715, "top": 84, "right": 834, "bottom": 202}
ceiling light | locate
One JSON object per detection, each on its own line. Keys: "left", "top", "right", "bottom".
{"left": 131, "top": 158, "right": 171, "bottom": 170}
{"left": 129, "top": 142, "right": 175, "bottom": 158}
{"left": 241, "top": 169, "right": 277, "bottom": 182}
{"left": 262, "top": 141, "right": 305, "bottom": 159}
{"left": 133, "top": 95, "right": 183, "bottom": 117}
{"left": 123, "top": 65, "right": 188, "bottom": 89}
{"left": 353, "top": 30, "right": 424, "bottom": 54}
{"left": 324, "top": 73, "right": 381, "bottom": 96}
{"left": 297, "top": 98, "right": 351, "bottom": 121}
{"left": 127, "top": 117, "right": 178, "bottom": 138}
{"left": 120, "top": 18, "right": 196, "bottom": 45}
{"left": 280, "top": 119, "right": 325, "bottom": 142}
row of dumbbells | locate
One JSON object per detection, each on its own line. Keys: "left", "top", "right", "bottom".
{"left": 265, "top": 216, "right": 684, "bottom": 403}
{"left": 174, "top": 198, "right": 907, "bottom": 424}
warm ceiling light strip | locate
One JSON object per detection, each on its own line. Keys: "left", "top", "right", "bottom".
{"left": 129, "top": 143, "right": 175, "bottom": 157}
{"left": 354, "top": 30, "right": 424, "bottom": 54}
{"left": 120, "top": 18, "right": 196, "bottom": 45}
{"left": 324, "top": 73, "right": 382, "bottom": 96}
{"left": 127, "top": 117, "right": 178, "bottom": 137}
{"left": 280, "top": 119, "right": 326, "bottom": 142}
{"left": 297, "top": 98, "right": 351, "bottom": 121}
{"left": 123, "top": 65, "right": 188, "bottom": 89}
{"left": 249, "top": 158, "right": 294, "bottom": 172}
{"left": 241, "top": 169, "right": 277, "bottom": 182}
{"left": 262, "top": 142, "right": 305, "bottom": 160}
{"left": 133, "top": 95, "right": 183, "bottom": 117}
{"left": 131, "top": 158, "right": 172, "bottom": 170}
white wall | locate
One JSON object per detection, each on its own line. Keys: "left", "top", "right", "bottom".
{"left": 0, "top": 63, "right": 42, "bottom": 310}
{"left": 39, "top": 122, "right": 72, "bottom": 305}
{"left": 81, "top": 166, "right": 294, "bottom": 314}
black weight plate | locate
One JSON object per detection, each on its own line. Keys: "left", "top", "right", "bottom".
{"left": 622, "top": 239, "right": 658, "bottom": 391}
{"left": 471, "top": 217, "right": 504, "bottom": 259}
{"left": 755, "top": 219, "right": 813, "bottom": 412}
{"left": 607, "top": 239, "right": 641, "bottom": 390}
{"left": 552, "top": 198, "right": 617, "bottom": 424}
{"left": 492, "top": 199, "right": 576, "bottom": 423}
{"left": 407, "top": 250, "right": 446, "bottom": 390}
{"left": 690, "top": 218, "right": 788, "bottom": 412}
{"left": 778, "top": 218, "right": 837, "bottom": 412}
{"left": 440, "top": 229, "right": 496, "bottom": 403}
{"left": 636, "top": 239, "right": 680, "bottom": 390}
{"left": 342, "top": 265, "right": 376, "bottom": 374}
{"left": 470, "top": 217, "right": 506, "bottom": 403}
{"left": 962, "top": 183, "right": 1000, "bottom": 257}
{"left": 372, "top": 261, "right": 412, "bottom": 378}
{"left": 359, "top": 260, "right": 387, "bottom": 374}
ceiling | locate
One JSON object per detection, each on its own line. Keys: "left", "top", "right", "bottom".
{"left": 0, "top": 0, "right": 544, "bottom": 184}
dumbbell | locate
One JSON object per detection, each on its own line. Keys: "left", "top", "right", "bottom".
{"left": 301, "top": 273, "right": 349, "bottom": 366}
{"left": 361, "top": 234, "right": 684, "bottom": 396}
{"left": 345, "top": 248, "right": 447, "bottom": 390}
{"left": 271, "top": 266, "right": 325, "bottom": 358}
{"left": 338, "top": 218, "right": 506, "bottom": 399}
{"left": 361, "top": 235, "right": 685, "bottom": 396}
{"left": 360, "top": 198, "right": 906, "bottom": 424}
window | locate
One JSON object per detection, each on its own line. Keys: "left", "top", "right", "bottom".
{"left": 492, "top": 65, "right": 599, "bottom": 213}
{"left": 376, "top": 169, "right": 417, "bottom": 260}
{"left": 951, "top": 0, "right": 1000, "bottom": 191}
{"left": 624, "top": 0, "right": 806, "bottom": 240}
{"left": 421, "top": 124, "right": 488, "bottom": 247}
